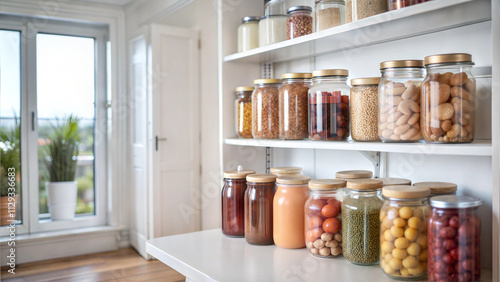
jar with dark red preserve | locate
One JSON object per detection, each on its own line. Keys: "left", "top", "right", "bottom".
{"left": 428, "top": 196, "right": 482, "bottom": 282}
{"left": 245, "top": 174, "right": 277, "bottom": 245}
{"left": 221, "top": 168, "right": 255, "bottom": 237}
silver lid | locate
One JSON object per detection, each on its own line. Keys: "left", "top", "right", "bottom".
{"left": 430, "top": 195, "right": 482, "bottom": 209}
{"left": 287, "top": 6, "right": 312, "bottom": 14}
{"left": 242, "top": 16, "right": 260, "bottom": 23}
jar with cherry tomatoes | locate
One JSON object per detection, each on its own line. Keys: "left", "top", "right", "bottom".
{"left": 380, "top": 186, "right": 431, "bottom": 280}
{"left": 245, "top": 174, "right": 277, "bottom": 245}
{"left": 305, "top": 179, "right": 346, "bottom": 258}
{"left": 414, "top": 181, "right": 457, "bottom": 197}
{"left": 428, "top": 196, "right": 482, "bottom": 282}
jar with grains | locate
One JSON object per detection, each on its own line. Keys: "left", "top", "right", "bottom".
{"left": 252, "top": 79, "right": 281, "bottom": 139}
{"left": 421, "top": 53, "right": 476, "bottom": 143}
{"left": 259, "top": 15, "right": 288, "bottom": 46}
{"left": 413, "top": 181, "right": 457, "bottom": 197}
{"left": 308, "top": 69, "right": 350, "bottom": 141}
{"left": 221, "top": 168, "right": 255, "bottom": 237}
{"left": 279, "top": 73, "right": 312, "bottom": 140}
{"left": 238, "top": 17, "right": 260, "bottom": 52}
{"left": 428, "top": 196, "right": 482, "bottom": 282}
{"left": 342, "top": 179, "right": 384, "bottom": 265}
{"left": 235, "top": 86, "right": 254, "bottom": 138}
{"left": 305, "top": 179, "right": 346, "bottom": 258}
{"left": 286, "top": 6, "right": 313, "bottom": 39}
{"left": 380, "top": 186, "right": 430, "bottom": 280}
{"left": 270, "top": 166, "right": 302, "bottom": 177}
{"left": 389, "top": 0, "right": 432, "bottom": 11}
{"left": 315, "top": 0, "right": 345, "bottom": 31}
{"left": 379, "top": 177, "right": 412, "bottom": 187}
{"left": 245, "top": 174, "right": 277, "bottom": 245}
{"left": 346, "top": 0, "right": 387, "bottom": 22}
{"left": 350, "top": 77, "right": 381, "bottom": 141}
{"left": 274, "top": 175, "right": 311, "bottom": 249}
{"left": 335, "top": 170, "right": 373, "bottom": 181}
{"left": 379, "top": 60, "right": 425, "bottom": 142}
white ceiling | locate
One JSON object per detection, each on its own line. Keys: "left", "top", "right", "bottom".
{"left": 75, "top": 0, "right": 134, "bottom": 6}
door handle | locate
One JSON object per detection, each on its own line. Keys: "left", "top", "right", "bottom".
{"left": 32, "top": 111, "right": 35, "bottom": 131}
{"left": 155, "top": 136, "right": 167, "bottom": 151}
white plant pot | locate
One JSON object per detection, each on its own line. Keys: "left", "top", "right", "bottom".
{"left": 46, "top": 181, "right": 77, "bottom": 220}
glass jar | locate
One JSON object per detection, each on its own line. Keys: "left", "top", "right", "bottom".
{"left": 346, "top": 0, "right": 387, "bottom": 23}
{"left": 421, "top": 53, "right": 476, "bottom": 143}
{"left": 335, "top": 170, "right": 373, "bottom": 180}
{"left": 221, "top": 168, "right": 256, "bottom": 237}
{"left": 305, "top": 179, "right": 346, "bottom": 258}
{"left": 252, "top": 79, "right": 281, "bottom": 139}
{"left": 413, "top": 181, "right": 457, "bottom": 197}
{"left": 379, "top": 177, "right": 412, "bottom": 187}
{"left": 270, "top": 166, "right": 302, "bottom": 177}
{"left": 245, "top": 174, "right": 277, "bottom": 245}
{"left": 308, "top": 69, "right": 350, "bottom": 141}
{"left": 342, "top": 179, "right": 384, "bottom": 265}
{"left": 259, "top": 15, "right": 288, "bottom": 46}
{"left": 279, "top": 73, "right": 312, "bottom": 140}
{"left": 428, "top": 196, "right": 482, "bottom": 282}
{"left": 265, "top": 0, "right": 286, "bottom": 15}
{"left": 378, "top": 60, "right": 425, "bottom": 142}
{"left": 380, "top": 186, "right": 431, "bottom": 280}
{"left": 389, "top": 0, "right": 431, "bottom": 11}
{"left": 286, "top": 6, "right": 313, "bottom": 40}
{"left": 235, "top": 87, "right": 254, "bottom": 138}
{"left": 315, "top": 0, "right": 345, "bottom": 31}
{"left": 238, "top": 17, "right": 260, "bottom": 52}
{"left": 350, "top": 77, "right": 381, "bottom": 141}
{"left": 274, "top": 175, "right": 311, "bottom": 249}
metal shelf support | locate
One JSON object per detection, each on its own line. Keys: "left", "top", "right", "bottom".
{"left": 265, "top": 147, "right": 271, "bottom": 174}
{"left": 359, "top": 151, "right": 382, "bottom": 178}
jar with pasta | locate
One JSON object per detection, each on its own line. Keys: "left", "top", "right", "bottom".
{"left": 279, "top": 73, "right": 312, "bottom": 140}
{"left": 252, "top": 79, "right": 281, "bottom": 139}
{"left": 235, "top": 87, "right": 253, "bottom": 138}
{"left": 350, "top": 77, "right": 380, "bottom": 141}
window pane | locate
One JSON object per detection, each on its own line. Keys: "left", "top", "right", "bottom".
{"left": 36, "top": 34, "right": 96, "bottom": 218}
{"left": 0, "top": 30, "right": 22, "bottom": 226}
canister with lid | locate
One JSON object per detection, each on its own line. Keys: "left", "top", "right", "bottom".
{"left": 238, "top": 16, "right": 260, "bottom": 52}
{"left": 252, "top": 79, "right": 281, "bottom": 139}
{"left": 315, "top": 0, "right": 345, "bottom": 31}
{"left": 235, "top": 86, "right": 254, "bottom": 138}
{"left": 286, "top": 6, "right": 313, "bottom": 39}
{"left": 346, "top": 0, "right": 387, "bottom": 23}
{"left": 414, "top": 181, "right": 457, "bottom": 197}
{"left": 245, "top": 174, "right": 277, "bottom": 245}
{"left": 279, "top": 73, "right": 312, "bottom": 140}
{"left": 335, "top": 170, "right": 373, "bottom": 180}
{"left": 350, "top": 77, "right": 381, "bottom": 141}
{"left": 270, "top": 166, "right": 302, "bottom": 177}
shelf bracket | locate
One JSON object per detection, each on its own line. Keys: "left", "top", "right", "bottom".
{"left": 261, "top": 62, "right": 274, "bottom": 79}
{"left": 359, "top": 151, "right": 381, "bottom": 178}
{"left": 265, "top": 147, "right": 271, "bottom": 174}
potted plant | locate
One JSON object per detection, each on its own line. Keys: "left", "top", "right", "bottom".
{"left": 0, "top": 122, "right": 20, "bottom": 226}
{"left": 42, "top": 116, "right": 80, "bottom": 220}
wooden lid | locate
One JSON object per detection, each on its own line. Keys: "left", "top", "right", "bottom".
{"left": 309, "top": 179, "right": 346, "bottom": 190}
{"left": 246, "top": 174, "right": 277, "bottom": 183}
{"left": 276, "top": 175, "right": 311, "bottom": 185}
{"left": 235, "top": 86, "right": 254, "bottom": 92}
{"left": 254, "top": 79, "right": 281, "bottom": 84}
{"left": 379, "top": 177, "right": 412, "bottom": 187}
{"left": 413, "top": 182, "right": 457, "bottom": 194}
{"left": 270, "top": 167, "right": 302, "bottom": 175}
{"left": 380, "top": 60, "right": 424, "bottom": 69}
{"left": 336, "top": 170, "right": 373, "bottom": 179}
{"left": 281, "top": 73, "right": 312, "bottom": 79}
{"left": 382, "top": 185, "right": 430, "bottom": 199}
{"left": 351, "top": 77, "right": 381, "bottom": 86}
{"left": 424, "top": 53, "right": 472, "bottom": 66}
{"left": 346, "top": 179, "right": 383, "bottom": 190}
{"left": 312, "top": 69, "right": 348, "bottom": 77}
{"left": 223, "top": 169, "right": 256, "bottom": 179}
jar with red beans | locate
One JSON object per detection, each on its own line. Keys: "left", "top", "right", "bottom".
{"left": 428, "top": 196, "right": 482, "bottom": 282}
{"left": 414, "top": 181, "right": 457, "bottom": 197}
{"left": 305, "top": 179, "right": 346, "bottom": 258}
{"left": 245, "top": 174, "right": 277, "bottom": 245}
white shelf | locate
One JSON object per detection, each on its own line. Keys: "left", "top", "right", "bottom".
{"left": 223, "top": 0, "right": 490, "bottom": 64}
{"left": 225, "top": 138, "right": 492, "bottom": 156}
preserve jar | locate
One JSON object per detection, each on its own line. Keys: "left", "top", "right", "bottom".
{"left": 350, "top": 77, "right": 381, "bottom": 141}
{"left": 252, "top": 79, "right": 281, "bottom": 139}
{"left": 428, "top": 196, "right": 482, "bottom": 282}
{"left": 380, "top": 185, "right": 431, "bottom": 280}
{"left": 245, "top": 174, "right": 277, "bottom": 245}
{"left": 346, "top": 0, "right": 387, "bottom": 23}
{"left": 235, "top": 86, "right": 254, "bottom": 138}
{"left": 421, "top": 53, "right": 476, "bottom": 143}
{"left": 315, "top": 0, "right": 345, "bottom": 31}
{"left": 389, "top": 0, "right": 431, "bottom": 11}
{"left": 259, "top": 15, "right": 288, "bottom": 46}
{"left": 335, "top": 170, "right": 373, "bottom": 180}
{"left": 342, "top": 179, "right": 384, "bottom": 265}
{"left": 305, "top": 179, "right": 346, "bottom": 258}
{"left": 273, "top": 175, "right": 311, "bottom": 249}
{"left": 270, "top": 167, "right": 302, "bottom": 177}
{"left": 286, "top": 6, "right": 313, "bottom": 39}
{"left": 279, "top": 73, "right": 312, "bottom": 140}
{"left": 309, "top": 69, "right": 350, "bottom": 141}
{"left": 378, "top": 60, "right": 425, "bottom": 142}
{"left": 237, "top": 16, "right": 260, "bottom": 52}
{"left": 414, "top": 181, "right": 457, "bottom": 197}
{"left": 221, "top": 168, "right": 256, "bottom": 237}
{"left": 379, "top": 177, "right": 412, "bottom": 187}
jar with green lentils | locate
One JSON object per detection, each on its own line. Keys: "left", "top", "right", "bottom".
{"left": 342, "top": 179, "right": 384, "bottom": 265}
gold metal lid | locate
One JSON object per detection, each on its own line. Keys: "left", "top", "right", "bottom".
{"left": 424, "top": 53, "right": 473, "bottom": 66}
{"left": 235, "top": 86, "right": 255, "bottom": 92}
{"left": 336, "top": 170, "right": 373, "bottom": 179}
{"left": 351, "top": 77, "right": 381, "bottom": 86}
{"left": 254, "top": 79, "right": 281, "bottom": 84}
{"left": 379, "top": 177, "right": 412, "bottom": 187}
{"left": 223, "top": 169, "right": 256, "bottom": 179}
{"left": 380, "top": 60, "right": 424, "bottom": 69}
{"left": 413, "top": 182, "right": 457, "bottom": 194}
{"left": 246, "top": 173, "right": 278, "bottom": 183}
{"left": 281, "top": 73, "right": 313, "bottom": 79}
{"left": 346, "top": 179, "right": 383, "bottom": 190}
{"left": 382, "top": 185, "right": 430, "bottom": 199}
{"left": 276, "top": 175, "right": 311, "bottom": 185}
{"left": 270, "top": 167, "right": 302, "bottom": 175}
{"left": 309, "top": 179, "right": 346, "bottom": 190}
{"left": 312, "top": 69, "right": 348, "bottom": 77}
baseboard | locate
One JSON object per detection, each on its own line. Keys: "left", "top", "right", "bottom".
{"left": 129, "top": 229, "right": 151, "bottom": 260}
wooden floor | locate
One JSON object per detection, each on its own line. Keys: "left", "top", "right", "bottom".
{"left": 0, "top": 248, "right": 185, "bottom": 282}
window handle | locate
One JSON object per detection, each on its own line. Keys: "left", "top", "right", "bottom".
{"left": 32, "top": 112, "right": 35, "bottom": 131}
{"left": 155, "top": 136, "right": 167, "bottom": 151}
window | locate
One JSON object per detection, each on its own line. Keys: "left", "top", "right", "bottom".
{"left": 0, "top": 16, "right": 108, "bottom": 234}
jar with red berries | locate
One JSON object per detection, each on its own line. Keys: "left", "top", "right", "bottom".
{"left": 428, "top": 196, "right": 482, "bottom": 282}
{"left": 305, "top": 179, "right": 346, "bottom": 258}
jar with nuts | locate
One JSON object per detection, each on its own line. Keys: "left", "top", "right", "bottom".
{"left": 350, "top": 77, "right": 381, "bottom": 141}
{"left": 380, "top": 185, "right": 431, "bottom": 280}
{"left": 235, "top": 87, "right": 254, "bottom": 138}
{"left": 252, "top": 79, "right": 281, "bottom": 139}
{"left": 286, "top": 6, "right": 313, "bottom": 40}
{"left": 305, "top": 179, "right": 346, "bottom": 258}
{"left": 279, "top": 73, "right": 312, "bottom": 140}
{"left": 308, "top": 69, "right": 350, "bottom": 141}
{"left": 421, "top": 53, "right": 476, "bottom": 143}
{"left": 378, "top": 60, "right": 425, "bottom": 142}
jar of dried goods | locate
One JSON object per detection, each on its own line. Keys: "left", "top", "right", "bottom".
{"left": 315, "top": 0, "right": 345, "bottom": 31}
{"left": 238, "top": 16, "right": 260, "bottom": 52}
{"left": 350, "top": 77, "right": 381, "bottom": 141}
{"left": 428, "top": 196, "right": 482, "bottom": 282}
{"left": 421, "top": 53, "right": 476, "bottom": 143}
{"left": 413, "top": 181, "right": 457, "bottom": 197}
{"left": 380, "top": 186, "right": 431, "bottom": 280}
{"left": 305, "top": 179, "right": 346, "bottom": 258}
{"left": 270, "top": 166, "right": 303, "bottom": 177}
{"left": 245, "top": 174, "right": 277, "bottom": 245}
{"left": 346, "top": 0, "right": 387, "bottom": 23}
{"left": 221, "top": 168, "right": 256, "bottom": 237}
{"left": 378, "top": 60, "right": 425, "bottom": 142}
{"left": 286, "top": 6, "right": 313, "bottom": 39}
{"left": 342, "top": 179, "right": 384, "bottom": 265}
{"left": 259, "top": 15, "right": 288, "bottom": 46}
{"left": 379, "top": 177, "right": 412, "bottom": 187}
{"left": 335, "top": 170, "right": 372, "bottom": 180}
{"left": 235, "top": 86, "right": 254, "bottom": 138}
{"left": 279, "top": 73, "right": 312, "bottom": 140}
{"left": 389, "top": 0, "right": 431, "bottom": 11}
{"left": 252, "top": 79, "right": 281, "bottom": 139}
{"left": 274, "top": 175, "right": 311, "bottom": 249}
{"left": 308, "top": 69, "right": 350, "bottom": 141}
